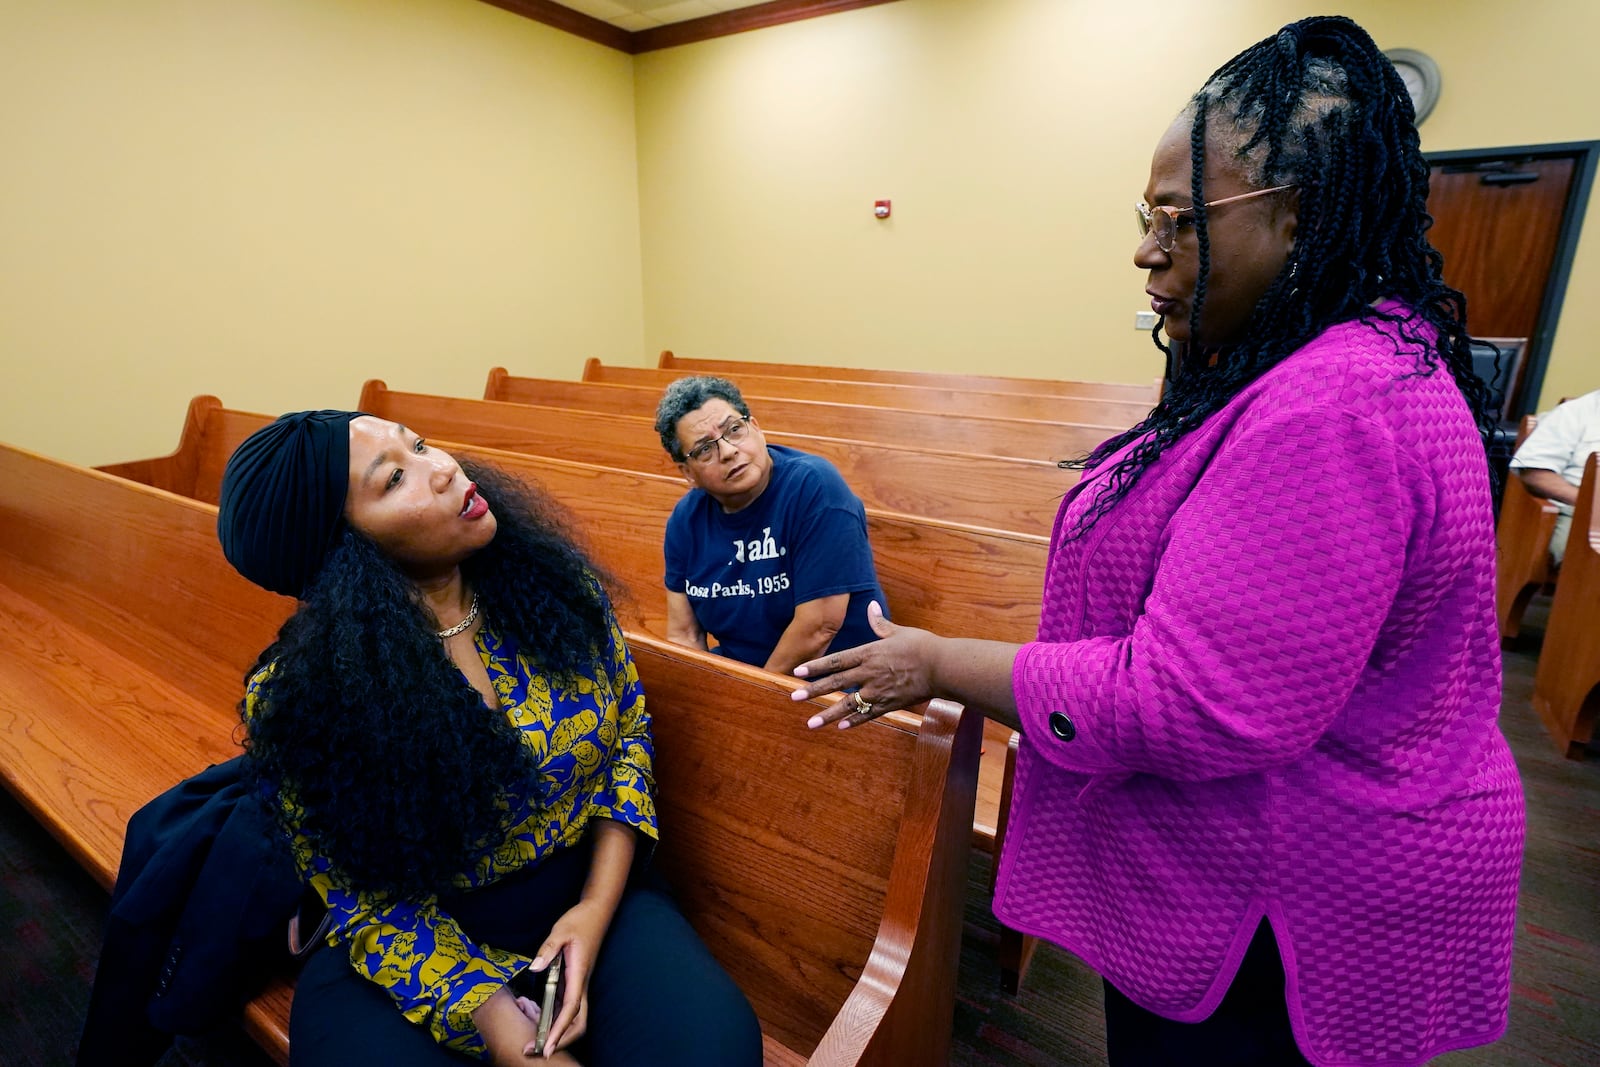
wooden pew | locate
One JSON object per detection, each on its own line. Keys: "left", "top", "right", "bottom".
{"left": 0, "top": 445, "right": 296, "bottom": 1054}
{"left": 990, "top": 734, "right": 1037, "bottom": 995}
{"left": 0, "top": 442, "right": 984, "bottom": 1065}
{"left": 103, "top": 391, "right": 1070, "bottom": 536}
{"left": 485, "top": 368, "right": 1122, "bottom": 464}
{"left": 105, "top": 398, "right": 1044, "bottom": 848}
{"left": 1531, "top": 452, "right": 1600, "bottom": 759}
{"left": 110, "top": 397, "right": 1034, "bottom": 974}
{"left": 103, "top": 399, "right": 1048, "bottom": 647}
{"left": 583, "top": 359, "right": 1156, "bottom": 429}
{"left": 98, "top": 396, "right": 281, "bottom": 507}
{"left": 1495, "top": 415, "right": 1561, "bottom": 638}
{"left": 366, "top": 383, "right": 1069, "bottom": 535}
{"left": 658, "top": 350, "right": 1165, "bottom": 404}
{"left": 373, "top": 408, "right": 1052, "bottom": 660}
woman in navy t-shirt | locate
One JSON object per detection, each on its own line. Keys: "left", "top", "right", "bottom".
{"left": 655, "top": 376, "right": 888, "bottom": 674}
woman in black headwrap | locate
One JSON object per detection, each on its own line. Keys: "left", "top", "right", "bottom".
{"left": 217, "top": 411, "right": 760, "bottom": 1067}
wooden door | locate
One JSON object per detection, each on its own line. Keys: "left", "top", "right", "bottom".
{"left": 1427, "top": 156, "right": 1577, "bottom": 416}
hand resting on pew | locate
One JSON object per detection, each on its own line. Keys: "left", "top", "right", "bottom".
{"left": 792, "top": 601, "right": 1021, "bottom": 734}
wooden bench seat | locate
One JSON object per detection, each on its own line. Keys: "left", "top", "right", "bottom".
{"left": 1531, "top": 452, "right": 1600, "bottom": 758}
{"left": 658, "top": 350, "right": 1165, "bottom": 404}
{"left": 0, "top": 442, "right": 984, "bottom": 1064}
{"left": 583, "top": 358, "right": 1156, "bottom": 428}
{"left": 485, "top": 367, "right": 1122, "bottom": 463}
{"left": 101, "top": 397, "right": 1039, "bottom": 849}
{"left": 0, "top": 580, "right": 246, "bottom": 880}
{"left": 1495, "top": 415, "right": 1560, "bottom": 638}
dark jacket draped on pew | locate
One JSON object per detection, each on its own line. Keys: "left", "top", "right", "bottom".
{"left": 77, "top": 756, "right": 305, "bottom": 1067}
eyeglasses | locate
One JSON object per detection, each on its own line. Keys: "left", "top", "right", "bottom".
{"left": 1135, "top": 185, "right": 1296, "bottom": 253}
{"left": 683, "top": 417, "right": 752, "bottom": 465}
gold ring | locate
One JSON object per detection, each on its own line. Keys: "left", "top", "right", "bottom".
{"left": 852, "top": 692, "right": 874, "bottom": 716}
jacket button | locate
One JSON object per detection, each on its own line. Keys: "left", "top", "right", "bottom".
{"left": 1048, "top": 712, "right": 1076, "bottom": 741}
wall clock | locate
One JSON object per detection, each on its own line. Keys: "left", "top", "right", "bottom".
{"left": 1384, "top": 48, "right": 1441, "bottom": 125}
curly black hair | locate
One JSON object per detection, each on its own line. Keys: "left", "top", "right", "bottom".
{"left": 239, "top": 459, "right": 614, "bottom": 900}
{"left": 1064, "top": 16, "right": 1500, "bottom": 536}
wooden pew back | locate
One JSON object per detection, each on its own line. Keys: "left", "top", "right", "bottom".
{"left": 0, "top": 447, "right": 286, "bottom": 880}
{"left": 485, "top": 368, "right": 1120, "bottom": 463}
{"left": 634, "top": 638, "right": 979, "bottom": 1062}
{"left": 0, "top": 442, "right": 982, "bottom": 1065}
{"left": 2, "top": 445, "right": 286, "bottom": 709}
{"left": 1531, "top": 452, "right": 1600, "bottom": 758}
{"left": 118, "top": 390, "right": 1071, "bottom": 537}
{"left": 96, "top": 395, "right": 222, "bottom": 498}
{"left": 584, "top": 359, "right": 1155, "bottom": 428}
{"left": 102, "top": 406, "right": 670, "bottom": 637}
{"left": 100, "top": 398, "right": 277, "bottom": 507}
{"left": 363, "top": 383, "right": 1068, "bottom": 535}
{"left": 106, "top": 399, "right": 1028, "bottom": 851}
{"left": 435, "top": 442, "right": 1050, "bottom": 648}
{"left": 128, "top": 400, "right": 1049, "bottom": 645}
{"left": 658, "top": 350, "right": 1164, "bottom": 404}
{"left": 1495, "top": 415, "right": 1560, "bottom": 638}
{"left": 444, "top": 442, "right": 1048, "bottom": 647}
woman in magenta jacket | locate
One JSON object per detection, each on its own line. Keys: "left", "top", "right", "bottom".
{"left": 792, "top": 17, "right": 1523, "bottom": 1067}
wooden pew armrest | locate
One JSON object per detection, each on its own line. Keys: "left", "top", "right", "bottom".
{"left": 809, "top": 698, "right": 982, "bottom": 1066}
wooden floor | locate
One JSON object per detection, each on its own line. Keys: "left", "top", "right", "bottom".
{"left": 3, "top": 601, "right": 1596, "bottom": 1066}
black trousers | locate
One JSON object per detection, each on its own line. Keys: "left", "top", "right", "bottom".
{"left": 1103, "top": 922, "right": 1313, "bottom": 1067}
{"left": 288, "top": 843, "right": 762, "bottom": 1066}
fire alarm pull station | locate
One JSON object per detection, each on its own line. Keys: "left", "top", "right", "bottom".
{"left": 874, "top": 200, "right": 891, "bottom": 219}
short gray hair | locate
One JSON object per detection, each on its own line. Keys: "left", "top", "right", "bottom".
{"left": 654, "top": 376, "right": 752, "bottom": 461}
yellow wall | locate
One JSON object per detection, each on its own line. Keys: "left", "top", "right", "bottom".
{"left": 635, "top": 0, "right": 1598, "bottom": 409}
{"left": 6, "top": 0, "right": 1595, "bottom": 471}
{"left": 0, "top": 0, "right": 643, "bottom": 466}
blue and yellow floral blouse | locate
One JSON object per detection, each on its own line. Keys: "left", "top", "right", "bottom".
{"left": 244, "top": 612, "right": 657, "bottom": 1058}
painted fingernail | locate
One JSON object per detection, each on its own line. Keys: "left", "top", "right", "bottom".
{"left": 791, "top": 689, "right": 809, "bottom": 701}
{"left": 838, "top": 720, "right": 852, "bottom": 730}
{"left": 807, "top": 715, "right": 823, "bottom": 729}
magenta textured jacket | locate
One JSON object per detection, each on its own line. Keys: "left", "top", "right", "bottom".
{"left": 993, "top": 304, "right": 1524, "bottom": 1066}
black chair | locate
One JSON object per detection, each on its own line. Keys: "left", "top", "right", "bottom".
{"left": 1470, "top": 336, "right": 1528, "bottom": 422}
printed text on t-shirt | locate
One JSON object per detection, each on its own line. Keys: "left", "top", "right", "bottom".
{"left": 732, "top": 528, "right": 785, "bottom": 563}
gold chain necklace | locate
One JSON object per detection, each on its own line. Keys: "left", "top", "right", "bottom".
{"left": 435, "top": 592, "right": 480, "bottom": 640}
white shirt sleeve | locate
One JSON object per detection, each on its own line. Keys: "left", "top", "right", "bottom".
{"left": 1510, "top": 390, "right": 1600, "bottom": 486}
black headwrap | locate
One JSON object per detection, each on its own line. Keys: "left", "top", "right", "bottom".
{"left": 217, "top": 410, "right": 366, "bottom": 598}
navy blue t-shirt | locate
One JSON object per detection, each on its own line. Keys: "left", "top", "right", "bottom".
{"left": 663, "top": 445, "right": 888, "bottom": 667}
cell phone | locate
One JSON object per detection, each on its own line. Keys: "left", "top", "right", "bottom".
{"left": 531, "top": 954, "right": 562, "bottom": 1055}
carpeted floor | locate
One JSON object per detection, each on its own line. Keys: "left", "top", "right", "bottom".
{"left": 4, "top": 605, "right": 1595, "bottom": 1066}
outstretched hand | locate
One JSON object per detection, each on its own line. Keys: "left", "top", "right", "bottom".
{"left": 791, "top": 601, "right": 939, "bottom": 729}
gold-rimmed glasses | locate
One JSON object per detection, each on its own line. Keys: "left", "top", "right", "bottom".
{"left": 1136, "top": 184, "right": 1296, "bottom": 252}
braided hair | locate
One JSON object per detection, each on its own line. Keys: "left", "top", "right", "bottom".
{"left": 1065, "top": 15, "right": 1498, "bottom": 536}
